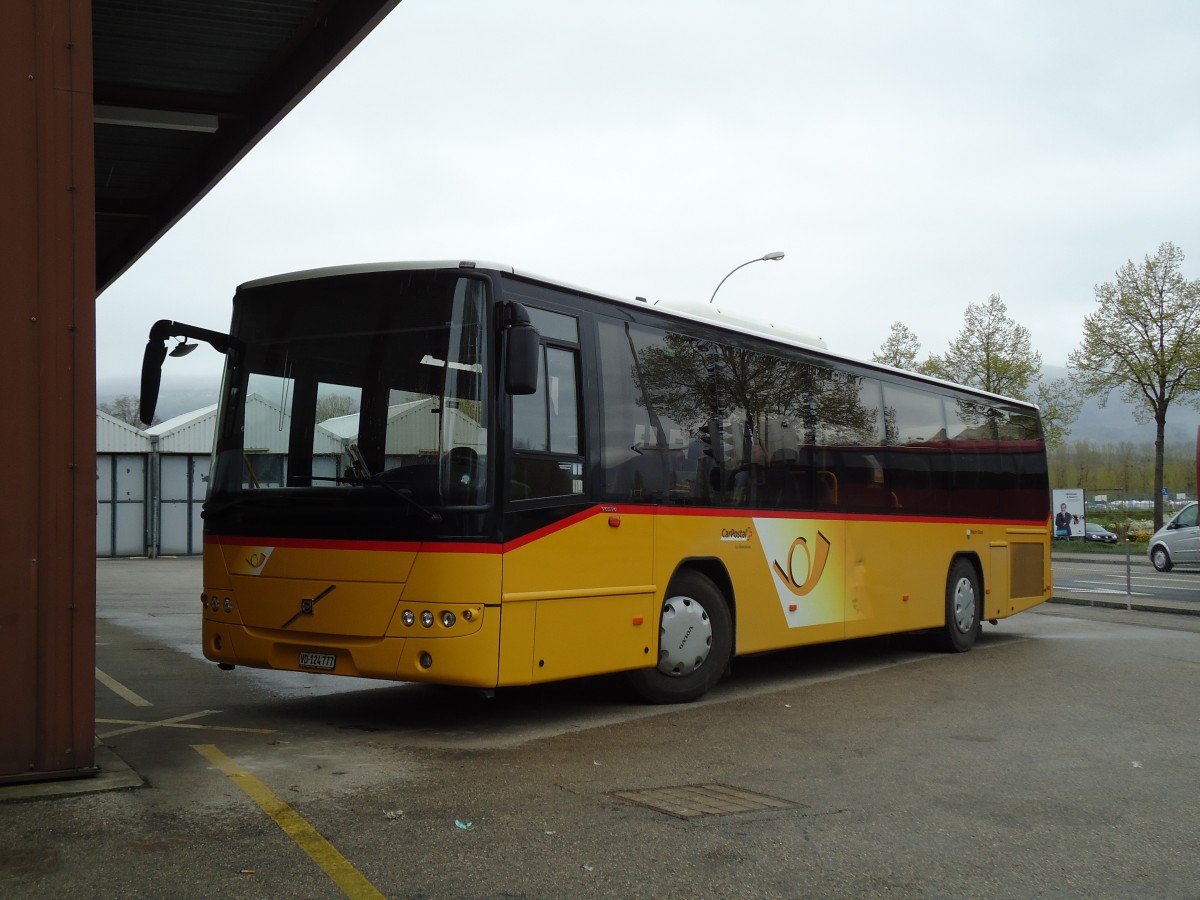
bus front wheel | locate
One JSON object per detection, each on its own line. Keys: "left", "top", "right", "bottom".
{"left": 628, "top": 571, "right": 732, "bottom": 704}
{"left": 936, "top": 559, "right": 981, "bottom": 653}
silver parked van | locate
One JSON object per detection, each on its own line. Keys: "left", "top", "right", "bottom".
{"left": 1148, "top": 502, "right": 1199, "bottom": 572}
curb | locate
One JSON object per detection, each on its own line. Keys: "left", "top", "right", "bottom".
{"left": 1049, "top": 595, "right": 1200, "bottom": 618}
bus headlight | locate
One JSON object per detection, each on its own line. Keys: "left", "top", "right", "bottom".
{"left": 440, "top": 610, "right": 456, "bottom": 628}
{"left": 420, "top": 610, "right": 434, "bottom": 628}
{"left": 401, "top": 610, "right": 415, "bottom": 627}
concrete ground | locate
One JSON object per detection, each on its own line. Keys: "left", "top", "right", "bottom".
{"left": 2, "top": 557, "right": 1199, "bottom": 899}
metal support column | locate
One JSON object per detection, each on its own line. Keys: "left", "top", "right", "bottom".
{"left": 0, "top": 0, "right": 97, "bottom": 782}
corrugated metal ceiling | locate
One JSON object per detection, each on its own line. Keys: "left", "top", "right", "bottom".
{"left": 93, "top": 0, "right": 401, "bottom": 293}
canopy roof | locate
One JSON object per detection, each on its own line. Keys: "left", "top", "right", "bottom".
{"left": 93, "top": 0, "right": 401, "bottom": 292}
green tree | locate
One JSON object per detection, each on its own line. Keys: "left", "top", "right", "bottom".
{"left": 873, "top": 321, "right": 921, "bottom": 370}
{"left": 1068, "top": 242, "right": 1200, "bottom": 529}
{"left": 1035, "top": 377, "right": 1082, "bottom": 449}
{"left": 923, "top": 294, "right": 1042, "bottom": 399}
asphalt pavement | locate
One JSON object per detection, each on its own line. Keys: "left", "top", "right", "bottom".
{"left": 1050, "top": 547, "right": 1200, "bottom": 617}
{"left": 3, "top": 556, "right": 1200, "bottom": 898}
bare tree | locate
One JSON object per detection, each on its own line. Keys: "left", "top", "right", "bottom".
{"left": 315, "top": 393, "right": 358, "bottom": 423}
{"left": 99, "top": 394, "right": 153, "bottom": 427}
{"left": 1068, "top": 242, "right": 1200, "bottom": 528}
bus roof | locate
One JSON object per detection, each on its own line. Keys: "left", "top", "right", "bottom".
{"left": 237, "top": 259, "right": 830, "bottom": 348}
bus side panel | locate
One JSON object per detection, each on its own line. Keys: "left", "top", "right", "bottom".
{"left": 988, "top": 544, "right": 1010, "bottom": 621}
{"left": 497, "top": 600, "right": 536, "bottom": 686}
{"left": 843, "top": 519, "right": 947, "bottom": 640}
{"left": 839, "top": 521, "right": 1051, "bottom": 639}
{"left": 530, "top": 593, "right": 658, "bottom": 682}
{"left": 653, "top": 511, "right": 846, "bottom": 656}
{"left": 1005, "top": 535, "right": 1051, "bottom": 616}
{"left": 500, "top": 507, "right": 656, "bottom": 685}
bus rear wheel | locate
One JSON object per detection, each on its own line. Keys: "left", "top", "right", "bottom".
{"left": 936, "top": 559, "right": 981, "bottom": 653}
{"left": 628, "top": 570, "right": 732, "bottom": 704}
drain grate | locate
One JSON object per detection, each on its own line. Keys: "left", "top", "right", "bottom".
{"left": 610, "top": 783, "right": 802, "bottom": 820}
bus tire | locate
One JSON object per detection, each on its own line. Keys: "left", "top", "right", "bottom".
{"left": 627, "top": 570, "right": 732, "bottom": 704}
{"left": 936, "top": 558, "right": 981, "bottom": 653}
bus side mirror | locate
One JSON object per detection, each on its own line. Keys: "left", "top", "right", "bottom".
{"left": 505, "top": 324, "right": 539, "bottom": 395}
{"left": 140, "top": 333, "right": 169, "bottom": 425}
{"left": 504, "top": 304, "right": 540, "bottom": 395}
{"left": 138, "top": 319, "right": 242, "bottom": 425}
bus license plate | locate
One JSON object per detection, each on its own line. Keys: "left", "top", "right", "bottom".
{"left": 299, "top": 651, "right": 336, "bottom": 671}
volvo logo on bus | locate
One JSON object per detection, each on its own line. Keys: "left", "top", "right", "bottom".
{"left": 281, "top": 584, "right": 337, "bottom": 629}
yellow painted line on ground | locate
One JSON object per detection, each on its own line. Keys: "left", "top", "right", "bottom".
{"left": 192, "top": 744, "right": 386, "bottom": 900}
{"left": 97, "top": 715, "right": 275, "bottom": 738}
{"left": 98, "top": 709, "right": 220, "bottom": 739}
{"left": 95, "top": 667, "right": 153, "bottom": 707}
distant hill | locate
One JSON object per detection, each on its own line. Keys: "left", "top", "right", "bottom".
{"left": 1042, "top": 365, "right": 1200, "bottom": 448}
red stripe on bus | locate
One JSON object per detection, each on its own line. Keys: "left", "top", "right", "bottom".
{"left": 206, "top": 503, "right": 1047, "bottom": 556}
{"left": 501, "top": 506, "right": 611, "bottom": 551}
{"left": 502, "top": 504, "right": 1047, "bottom": 550}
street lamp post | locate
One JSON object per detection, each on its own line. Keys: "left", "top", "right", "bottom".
{"left": 709, "top": 251, "right": 785, "bottom": 304}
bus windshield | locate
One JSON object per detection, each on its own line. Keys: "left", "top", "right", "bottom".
{"left": 209, "top": 269, "right": 489, "bottom": 512}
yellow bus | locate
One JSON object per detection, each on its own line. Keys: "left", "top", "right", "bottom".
{"left": 141, "top": 261, "right": 1051, "bottom": 703}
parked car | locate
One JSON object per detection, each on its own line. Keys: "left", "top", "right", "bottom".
{"left": 1147, "top": 502, "right": 1199, "bottom": 572}
{"left": 1084, "top": 522, "right": 1118, "bottom": 543}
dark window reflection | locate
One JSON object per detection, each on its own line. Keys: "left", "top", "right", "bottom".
{"left": 595, "top": 317, "right": 1046, "bottom": 521}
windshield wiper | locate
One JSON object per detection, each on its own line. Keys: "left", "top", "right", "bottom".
{"left": 343, "top": 444, "right": 443, "bottom": 524}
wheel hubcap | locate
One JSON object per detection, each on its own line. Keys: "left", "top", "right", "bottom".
{"left": 952, "top": 577, "right": 976, "bottom": 633}
{"left": 656, "top": 595, "right": 713, "bottom": 677}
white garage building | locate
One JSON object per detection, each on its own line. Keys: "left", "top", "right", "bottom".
{"left": 96, "top": 394, "right": 484, "bottom": 557}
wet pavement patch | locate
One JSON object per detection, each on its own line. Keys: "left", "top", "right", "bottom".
{"left": 610, "top": 783, "right": 803, "bottom": 819}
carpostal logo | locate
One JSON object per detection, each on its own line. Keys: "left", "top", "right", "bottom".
{"left": 772, "top": 531, "right": 831, "bottom": 596}
{"left": 234, "top": 546, "right": 274, "bottom": 576}
{"left": 754, "top": 518, "right": 842, "bottom": 628}
{"left": 720, "top": 525, "right": 753, "bottom": 542}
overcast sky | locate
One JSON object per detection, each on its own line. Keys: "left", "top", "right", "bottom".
{"left": 97, "top": 0, "right": 1200, "bottom": 387}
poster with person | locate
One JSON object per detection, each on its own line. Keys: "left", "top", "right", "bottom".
{"left": 1052, "top": 488, "right": 1085, "bottom": 540}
